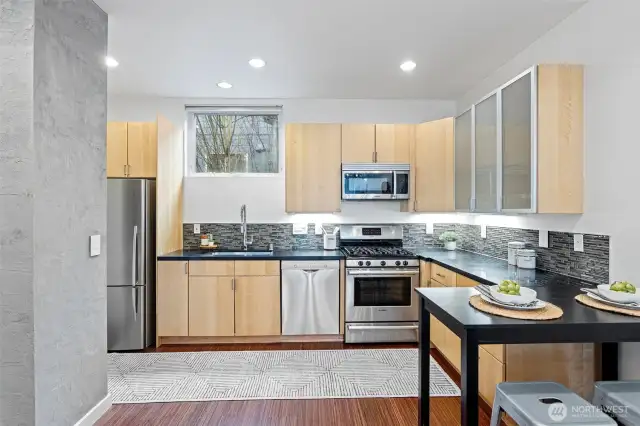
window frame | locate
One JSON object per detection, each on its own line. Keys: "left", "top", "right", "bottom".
{"left": 185, "top": 105, "right": 283, "bottom": 177}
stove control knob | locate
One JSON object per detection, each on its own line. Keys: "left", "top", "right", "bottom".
{"left": 395, "top": 260, "right": 401, "bottom": 266}
{"left": 365, "top": 261, "right": 371, "bottom": 267}
{"left": 403, "top": 260, "right": 409, "bottom": 266}
{"left": 358, "top": 261, "right": 364, "bottom": 266}
{"left": 380, "top": 261, "right": 386, "bottom": 266}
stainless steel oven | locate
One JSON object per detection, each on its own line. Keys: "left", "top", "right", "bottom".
{"left": 345, "top": 266, "right": 419, "bottom": 343}
{"left": 342, "top": 163, "right": 410, "bottom": 200}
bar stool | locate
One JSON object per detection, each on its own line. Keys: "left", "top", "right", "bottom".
{"left": 593, "top": 381, "right": 640, "bottom": 425}
{"left": 490, "top": 382, "right": 616, "bottom": 426}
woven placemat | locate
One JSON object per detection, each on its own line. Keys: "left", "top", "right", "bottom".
{"left": 469, "top": 295, "right": 563, "bottom": 320}
{"left": 575, "top": 294, "right": 640, "bottom": 317}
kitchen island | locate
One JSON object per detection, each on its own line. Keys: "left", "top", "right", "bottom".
{"left": 416, "top": 281, "right": 640, "bottom": 425}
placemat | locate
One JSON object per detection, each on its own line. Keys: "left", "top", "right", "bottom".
{"left": 575, "top": 294, "right": 640, "bottom": 317}
{"left": 469, "top": 295, "right": 563, "bottom": 320}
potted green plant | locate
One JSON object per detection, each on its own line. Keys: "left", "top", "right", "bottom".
{"left": 439, "top": 231, "right": 458, "bottom": 251}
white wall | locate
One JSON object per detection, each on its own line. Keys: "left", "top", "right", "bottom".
{"left": 455, "top": 0, "right": 640, "bottom": 378}
{"left": 108, "top": 96, "right": 456, "bottom": 224}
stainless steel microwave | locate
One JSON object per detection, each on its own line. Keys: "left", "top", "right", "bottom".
{"left": 342, "top": 163, "right": 410, "bottom": 200}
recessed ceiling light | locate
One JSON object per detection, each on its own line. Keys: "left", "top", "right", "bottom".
{"left": 400, "top": 60, "right": 416, "bottom": 72}
{"left": 217, "top": 81, "right": 233, "bottom": 89}
{"left": 105, "top": 56, "right": 119, "bottom": 68}
{"left": 249, "top": 58, "right": 266, "bottom": 68}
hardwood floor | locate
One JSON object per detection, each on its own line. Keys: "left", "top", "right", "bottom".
{"left": 99, "top": 343, "right": 494, "bottom": 426}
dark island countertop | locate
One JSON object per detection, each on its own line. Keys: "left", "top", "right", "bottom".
{"left": 157, "top": 249, "right": 345, "bottom": 261}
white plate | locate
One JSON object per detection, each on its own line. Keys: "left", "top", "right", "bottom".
{"left": 480, "top": 294, "right": 547, "bottom": 311}
{"left": 490, "top": 285, "right": 537, "bottom": 304}
{"left": 585, "top": 292, "right": 640, "bottom": 311}
{"left": 596, "top": 284, "right": 640, "bottom": 303}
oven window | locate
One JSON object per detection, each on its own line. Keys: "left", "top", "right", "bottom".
{"left": 344, "top": 173, "right": 394, "bottom": 195}
{"left": 353, "top": 277, "right": 412, "bottom": 306}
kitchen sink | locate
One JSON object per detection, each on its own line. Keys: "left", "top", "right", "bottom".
{"left": 202, "top": 251, "right": 273, "bottom": 256}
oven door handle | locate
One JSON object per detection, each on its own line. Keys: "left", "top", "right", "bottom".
{"left": 347, "top": 324, "right": 419, "bottom": 331}
{"left": 347, "top": 269, "right": 419, "bottom": 276}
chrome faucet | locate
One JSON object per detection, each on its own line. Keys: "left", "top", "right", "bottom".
{"left": 240, "top": 204, "right": 252, "bottom": 250}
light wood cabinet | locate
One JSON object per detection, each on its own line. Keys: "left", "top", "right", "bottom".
{"left": 106, "top": 122, "right": 128, "bottom": 177}
{"left": 420, "top": 261, "right": 431, "bottom": 287}
{"left": 234, "top": 260, "right": 280, "bottom": 276}
{"left": 189, "top": 260, "right": 234, "bottom": 276}
{"left": 106, "top": 121, "right": 158, "bottom": 178}
{"left": 375, "top": 124, "right": 412, "bottom": 163}
{"left": 234, "top": 276, "right": 281, "bottom": 336}
{"left": 157, "top": 261, "right": 189, "bottom": 337}
{"left": 342, "top": 124, "right": 375, "bottom": 162}
{"left": 188, "top": 276, "right": 235, "bottom": 336}
{"left": 479, "top": 347, "right": 505, "bottom": 404}
{"left": 127, "top": 122, "right": 158, "bottom": 178}
{"left": 285, "top": 123, "right": 342, "bottom": 213}
{"left": 414, "top": 118, "right": 454, "bottom": 212}
{"left": 431, "top": 264, "right": 457, "bottom": 287}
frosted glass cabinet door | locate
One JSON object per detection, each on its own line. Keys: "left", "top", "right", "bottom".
{"left": 454, "top": 110, "right": 472, "bottom": 211}
{"left": 474, "top": 94, "right": 498, "bottom": 212}
{"left": 502, "top": 71, "right": 533, "bottom": 211}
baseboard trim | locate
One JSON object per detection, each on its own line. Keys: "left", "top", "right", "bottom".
{"left": 159, "top": 334, "right": 344, "bottom": 346}
{"left": 74, "top": 393, "right": 112, "bottom": 426}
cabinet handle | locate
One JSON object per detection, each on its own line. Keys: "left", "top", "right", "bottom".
{"left": 184, "top": 262, "right": 188, "bottom": 274}
{"left": 232, "top": 278, "right": 235, "bottom": 291}
{"left": 124, "top": 164, "right": 127, "bottom": 176}
{"left": 437, "top": 273, "right": 445, "bottom": 278}
{"left": 372, "top": 151, "right": 375, "bottom": 162}
{"left": 375, "top": 151, "right": 378, "bottom": 162}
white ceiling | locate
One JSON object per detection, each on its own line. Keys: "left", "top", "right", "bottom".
{"left": 97, "top": 0, "right": 587, "bottom": 99}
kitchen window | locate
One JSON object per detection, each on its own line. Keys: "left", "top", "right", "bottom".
{"left": 185, "top": 106, "right": 281, "bottom": 175}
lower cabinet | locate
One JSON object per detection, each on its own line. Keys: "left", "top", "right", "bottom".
{"left": 479, "top": 347, "right": 505, "bottom": 405}
{"left": 188, "top": 276, "right": 235, "bottom": 337}
{"left": 157, "top": 260, "right": 281, "bottom": 340}
{"left": 157, "top": 261, "right": 189, "bottom": 337}
{"left": 235, "top": 276, "right": 281, "bottom": 336}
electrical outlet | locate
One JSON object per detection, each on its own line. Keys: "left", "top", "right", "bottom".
{"left": 481, "top": 225, "right": 487, "bottom": 239}
{"left": 574, "top": 234, "right": 584, "bottom": 252}
{"left": 539, "top": 230, "right": 549, "bottom": 248}
{"left": 292, "top": 223, "right": 308, "bottom": 235}
{"left": 194, "top": 224, "right": 200, "bottom": 234}
{"left": 426, "top": 223, "right": 434, "bottom": 235}
{"left": 315, "top": 223, "right": 323, "bottom": 235}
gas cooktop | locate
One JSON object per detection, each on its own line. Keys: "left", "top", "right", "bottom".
{"left": 341, "top": 246, "right": 417, "bottom": 258}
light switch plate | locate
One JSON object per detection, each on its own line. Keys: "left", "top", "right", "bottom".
{"left": 539, "top": 230, "right": 549, "bottom": 248}
{"left": 194, "top": 224, "right": 200, "bottom": 234}
{"left": 315, "top": 223, "right": 323, "bottom": 235}
{"left": 574, "top": 234, "right": 584, "bottom": 252}
{"left": 426, "top": 223, "right": 434, "bottom": 235}
{"left": 90, "top": 235, "right": 101, "bottom": 257}
{"left": 293, "top": 223, "right": 308, "bottom": 235}
{"left": 481, "top": 225, "right": 487, "bottom": 239}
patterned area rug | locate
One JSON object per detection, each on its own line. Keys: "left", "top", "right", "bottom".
{"left": 108, "top": 349, "right": 460, "bottom": 403}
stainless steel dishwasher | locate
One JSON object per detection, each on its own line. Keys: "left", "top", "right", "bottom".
{"left": 281, "top": 260, "right": 340, "bottom": 335}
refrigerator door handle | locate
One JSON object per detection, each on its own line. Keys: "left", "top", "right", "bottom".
{"left": 132, "top": 225, "right": 138, "bottom": 287}
{"left": 132, "top": 287, "right": 138, "bottom": 322}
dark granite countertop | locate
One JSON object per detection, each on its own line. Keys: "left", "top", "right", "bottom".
{"left": 408, "top": 248, "right": 596, "bottom": 288}
{"left": 157, "top": 249, "right": 345, "bottom": 261}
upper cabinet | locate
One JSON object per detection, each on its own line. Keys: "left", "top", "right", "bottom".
{"left": 106, "top": 121, "right": 158, "bottom": 178}
{"left": 454, "top": 110, "right": 473, "bottom": 211}
{"left": 456, "top": 64, "right": 584, "bottom": 214}
{"left": 474, "top": 93, "right": 499, "bottom": 213}
{"left": 341, "top": 124, "right": 411, "bottom": 163}
{"left": 341, "top": 124, "right": 375, "bottom": 162}
{"left": 285, "top": 123, "right": 342, "bottom": 213}
{"left": 375, "top": 124, "right": 412, "bottom": 163}
{"left": 414, "top": 118, "right": 454, "bottom": 212}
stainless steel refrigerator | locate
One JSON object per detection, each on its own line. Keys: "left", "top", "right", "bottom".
{"left": 107, "top": 179, "right": 156, "bottom": 351}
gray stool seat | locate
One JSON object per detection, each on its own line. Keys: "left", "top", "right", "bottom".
{"left": 593, "top": 381, "right": 640, "bottom": 426}
{"left": 490, "top": 382, "right": 616, "bottom": 426}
